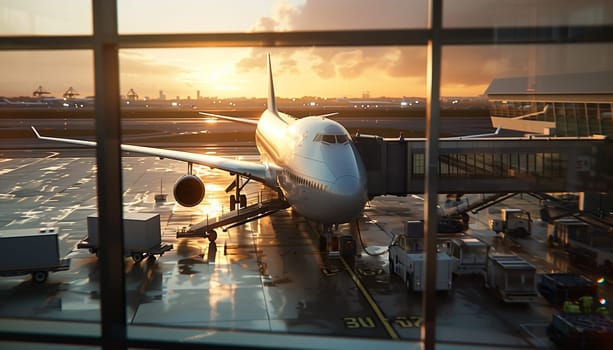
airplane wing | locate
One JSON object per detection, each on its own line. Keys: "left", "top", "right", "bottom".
{"left": 31, "top": 126, "right": 274, "bottom": 184}
{"left": 199, "top": 112, "right": 259, "bottom": 125}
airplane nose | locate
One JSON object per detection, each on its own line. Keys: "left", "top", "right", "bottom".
{"left": 330, "top": 175, "right": 366, "bottom": 214}
{"left": 331, "top": 175, "right": 361, "bottom": 197}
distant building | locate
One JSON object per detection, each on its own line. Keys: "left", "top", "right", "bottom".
{"left": 486, "top": 71, "right": 613, "bottom": 137}
{"left": 159, "top": 90, "right": 166, "bottom": 100}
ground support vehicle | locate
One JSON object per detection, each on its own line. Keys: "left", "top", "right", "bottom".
{"left": 445, "top": 237, "right": 488, "bottom": 276}
{"left": 78, "top": 212, "right": 172, "bottom": 262}
{"left": 537, "top": 273, "right": 598, "bottom": 306}
{"left": 0, "top": 227, "right": 71, "bottom": 283}
{"left": 546, "top": 218, "right": 590, "bottom": 248}
{"left": 389, "top": 230, "right": 453, "bottom": 292}
{"left": 545, "top": 216, "right": 613, "bottom": 270}
{"left": 488, "top": 208, "right": 532, "bottom": 237}
{"left": 483, "top": 253, "right": 538, "bottom": 302}
{"left": 547, "top": 218, "right": 613, "bottom": 275}
{"left": 547, "top": 312, "right": 613, "bottom": 350}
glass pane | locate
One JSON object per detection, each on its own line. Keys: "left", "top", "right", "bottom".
{"left": 119, "top": 47, "right": 425, "bottom": 102}
{"left": 114, "top": 46, "right": 426, "bottom": 342}
{"left": 0, "top": 51, "right": 96, "bottom": 342}
{"left": 0, "top": 0, "right": 92, "bottom": 35}
{"left": 444, "top": 44, "right": 613, "bottom": 138}
{"left": 443, "top": 0, "right": 613, "bottom": 28}
{"left": 118, "top": 0, "right": 427, "bottom": 34}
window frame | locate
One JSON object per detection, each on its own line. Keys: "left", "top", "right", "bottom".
{"left": 1, "top": 1, "right": 613, "bottom": 349}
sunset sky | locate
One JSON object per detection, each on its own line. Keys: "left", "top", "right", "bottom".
{"left": 1, "top": 1, "right": 612, "bottom": 99}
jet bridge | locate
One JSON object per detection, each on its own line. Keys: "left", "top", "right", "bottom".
{"left": 354, "top": 135, "right": 612, "bottom": 196}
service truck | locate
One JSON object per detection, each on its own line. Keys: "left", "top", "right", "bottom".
{"left": 546, "top": 218, "right": 590, "bottom": 248}
{"left": 488, "top": 208, "right": 532, "bottom": 237}
{"left": 445, "top": 237, "right": 489, "bottom": 276}
{"left": 78, "top": 212, "right": 172, "bottom": 262}
{"left": 0, "top": 227, "right": 70, "bottom": 283}
{"left": 483, "top": 252, "right": 538, "bottom": 302}
{"left": 388, "top": 228, "right": 453, "bottom": 292}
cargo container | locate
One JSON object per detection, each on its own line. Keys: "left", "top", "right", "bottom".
{"left": 78, "top": 213, "right": 172, "bottom": 262}
{"left": 547, "top": 312, "right": 613, "bottom": 350}
{"left": 0, "top": 227, "right": 70, "bottom": 283}
{"left": 483, "top": 253, "right": 538, "bottom": 302}
{"left": 445, "top": 237, "right": 489, "bottom": 275}
{"left": 537, "top": 273, "right": 598, "bottom": 306}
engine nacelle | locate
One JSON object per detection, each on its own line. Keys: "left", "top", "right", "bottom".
{"left": 173, "top": 175, "right": 205, "bottom": 207}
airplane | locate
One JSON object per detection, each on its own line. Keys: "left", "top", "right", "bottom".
{"left": 32, "top": 54, "right": 369, "bottom": 242}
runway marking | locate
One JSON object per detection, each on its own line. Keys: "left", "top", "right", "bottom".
{"left": 392, "top": 316, "right": 423, "bottom": 328}
{"left": 343, "top": 316, "right": 376, "bottom": 329}
{"left": 340, "top": 256, "right": 399, "bottom": 340}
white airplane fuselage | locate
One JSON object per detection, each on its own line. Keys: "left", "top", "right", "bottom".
{"left": 255, "top": 109, "right": 368, "bottom": 224}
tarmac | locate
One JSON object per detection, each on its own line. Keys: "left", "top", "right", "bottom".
{"left": 5, "top": 148, "right": 612, "bottom": 349}
{"left": 0, "top": 113, "right": 611, "bottom": 349}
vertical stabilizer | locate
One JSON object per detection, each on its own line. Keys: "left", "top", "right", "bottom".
{"left": 267, "top": 53, "right": 278, "bottom": 115}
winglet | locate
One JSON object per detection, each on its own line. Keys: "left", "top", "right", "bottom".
{"left": 31, "top": 126, "right": 41, "bottom": 139}
{"left": 266, "top": 53, "right": 278, "bottom": 115}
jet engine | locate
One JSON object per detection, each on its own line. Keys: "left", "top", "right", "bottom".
{"left": 173, "top": 175, "right": 205, "bottom": 207}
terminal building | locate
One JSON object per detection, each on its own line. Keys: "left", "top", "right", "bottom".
{"left": 486, "top": 71, "right": 613, "bottom": 137}
{"left": 355, "top": 71, "right": 613, "bottom": 217}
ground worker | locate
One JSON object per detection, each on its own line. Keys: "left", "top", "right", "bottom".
{"left": 596, "top": 305, "right": 609, "bottom": 318}
{"left": 579, "top": 295, "right": 594, "bottom": 313}
{"left": 563, "top": 300, "right": 581, "bottom": 313}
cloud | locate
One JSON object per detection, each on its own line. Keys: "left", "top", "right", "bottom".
{"left": 238, "top": 0, "right": 613, "bottom": 97}
{"left": 442, "top": 44, "right": 613, "bottom": 95}
{"left": 289, "top": 0, "right": 425, "bottom": 30}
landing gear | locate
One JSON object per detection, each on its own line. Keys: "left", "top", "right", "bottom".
{"left": 31, "top": 271, "right": 48, "bottom": 283}
{"left": 318, "top": 224, "right": 356, "bottom": 257}
{"left": 132, "top": 252, "right": 144, "bottom": 263}
{"left": 230, "top": 195, "right": 237, "bottom": 211}
{"left": 227, "top": 174, "right": 250, "bottom": 211}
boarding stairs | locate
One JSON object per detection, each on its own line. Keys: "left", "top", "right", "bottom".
{"left": 176, "top": 197, "right": 289, "bottom": 239}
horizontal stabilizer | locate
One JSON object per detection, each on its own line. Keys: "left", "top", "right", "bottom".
{"left": 310, "top": 112, "right": 339, "bottom": 119}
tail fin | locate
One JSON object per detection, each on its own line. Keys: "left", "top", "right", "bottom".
{"left": 266, "top": 53, "right": 278, "bottom": 115}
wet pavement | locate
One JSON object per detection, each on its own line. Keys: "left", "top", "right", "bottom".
{"left": 1, "top": 148, "right": 611, "bottom": 349}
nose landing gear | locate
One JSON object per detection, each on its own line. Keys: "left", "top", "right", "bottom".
{"left": 318, "top": 223, "right": 356, "bottom": 257}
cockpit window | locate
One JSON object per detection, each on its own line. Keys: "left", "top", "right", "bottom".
{"left": 322, "top": 135, "right": 336, "bottom": 143}
{"left": 313, "top": 134, "right": 350, "bottom": 144}
{"left": 336, "top": 135, "right": 349, "bottom": 144}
